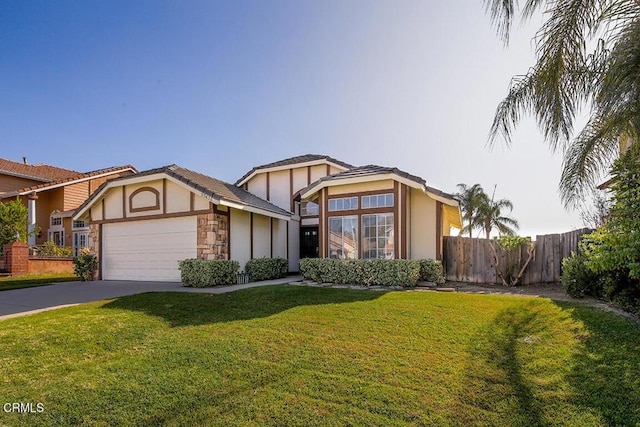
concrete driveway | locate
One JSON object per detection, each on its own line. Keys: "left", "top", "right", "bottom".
{"left": 0, "top": 276, "right": 302, "bottom": 320}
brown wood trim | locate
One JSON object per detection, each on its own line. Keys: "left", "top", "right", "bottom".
{"left": 129, "top": 187, "right": 161, "bottom": 213}
{"left": 190, "top": 192, "right": 195, "bottom": 212}
{"left": 97, "top": 224, "right": 103, "bottom": 280}
{"left": 327, "top": 189, "right": 395, "bottom": 200}
{"left": 327, "top": 207, "right": 393, "bottom": 217}
{"left": 212, "top": 203, "right": 229, "bottom": 216}
{"left": 289, "top": 169, "right": 294, "bottom": 211}
{"left": 286, "top": 221, "right": 289, "bottom": 261}
{"left": 162, "top": 179, "right": 167, "bottom": 214}
{"left": 326, "top": 164, "right": 330, "bottom": 175}
{"left": 394, "top": 182, "right": 399, "bottom": 259}
{"left": 307, "top": 166, "right": 311, "bottom": 185}
{"left": 92, "top": 209, "right": 211, "bottom": 225}
{"left": 250, "top": 212, "right": 254, "bottom": 260}
{"left": 101, "top": 199, "right": 105, "bottom": 221}
{"left": 318, "top": 189, "right": 324, "bottom": 257}
{"left": 436, "top": 201, "right": 443, "bottom": 260}
{"left": 227, "top": 208, "right": 231, "bottom": 260}
{"left": 266, "top": 172, "right": 270, "bottom": 201}
{"left": 122, "top": 187, "right": 127, "bottom": 218}
{"left": 270, "top": 218, "right": 273, "bottom": 258}
{"left": 401, "top": 184, "right": 407, "bottom": 259}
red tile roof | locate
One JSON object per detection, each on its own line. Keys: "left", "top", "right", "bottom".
{"left": 0, "top": 165, "right": 137, "bottom": 198}
{"left": 0, "top": 158, "right": 80, "bottom": 182}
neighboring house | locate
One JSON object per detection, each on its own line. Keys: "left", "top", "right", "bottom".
{"left": 73, "top": 165, "right": 293, "bottom": 281}
{"left": 73, "top": 154, "right": 461, "bottom": 282}
{"left": 0, "top": 157, "right": 136, "bottom": 256}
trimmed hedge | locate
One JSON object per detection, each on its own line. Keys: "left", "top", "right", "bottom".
{"left": 418, "top": 259, "right": 446, "bottom": 284}
{"left": 179, "top": 259, "right": 240, "bottom": 287}
{"left": 245, "top": 257, "right": 288, "bottom": 282}
{"left": 299, "top": 258, "right": 423, "bottom": 288}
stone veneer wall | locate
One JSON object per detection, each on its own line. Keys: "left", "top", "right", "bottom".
{"left": 197, "top": 212, "right": 229, "bottom": 260}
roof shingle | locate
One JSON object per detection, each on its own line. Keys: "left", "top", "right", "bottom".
{"left": 0, "top": 157, "right": 80, "bottom": 182}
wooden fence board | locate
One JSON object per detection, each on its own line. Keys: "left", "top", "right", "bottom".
{"left": 442, "top": 229, "right": 592, "bottom": 285}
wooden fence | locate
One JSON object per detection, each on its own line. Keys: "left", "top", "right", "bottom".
{"left": 442, "top": 228, "right": 592, "bottom": 285}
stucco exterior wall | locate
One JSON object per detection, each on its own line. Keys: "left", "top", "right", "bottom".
{"left": 165, "top": 179, "right": 191, "bottom": 214}
{"left": 247, "top": 174, "right": 267, "bottom": 200}
{"left": 409, "top": 187, "right": 437, "bottom": 259}
{"left": 327, "top": 180, "right": 394, "bottom": 196}
{"left": 272, "top": 219, "right": 287, "bottom": 259}
{"left": 252, "top": 214, "right": 271, "bottom": 260}
{"left": 104, "top": 187, "right": 124, "bottom": 220}
{"left": 268, "top": 170, "right": 291, "bottom": 211}
{"left": 230, "top": 208, "right": 251, "bottom": 270}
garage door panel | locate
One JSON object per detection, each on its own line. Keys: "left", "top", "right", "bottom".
{"left": 103, "top": 217, "right": 197, "bottom": 282}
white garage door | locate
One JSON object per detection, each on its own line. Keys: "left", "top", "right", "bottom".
{"left": 102, "top": 217, "right": 197, "bottom": 281}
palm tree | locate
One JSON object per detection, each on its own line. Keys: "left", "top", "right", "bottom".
{"left": 476, "top": 196, "right": 520, "bottom": 239}
{"left": 484, "top": 0, "right": 640, "bottom": 207}
{"left": 455, "top": 183, "right": 486, "bottom": 237}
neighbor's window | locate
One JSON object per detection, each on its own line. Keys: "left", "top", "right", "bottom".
{"left": 328, "top": 216, "right": 358, "bottom": 259}
{"left": 328, "top": 197, "right": 358, "bottom": 212}
{"left": 51, "top": 217, "right": 62, "bottom": 226}
{"left": 361, "top": 193, "right": 394, "bottom": 209}
{"left": 361, "top": 213, "right": 394, "bottom": 259}
{"left": 300, "top": 201, "right": 319, "bottom": 216}
{"left": 73, "top": 220, "right": 88, "bottom": 229}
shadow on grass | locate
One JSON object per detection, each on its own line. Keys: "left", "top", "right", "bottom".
{"left": 555, "top": 301, "right": 640, "bottom": 426}
{"left": 101, "top": 285, "right": 387, "bottom": 327}
{"left": 459, "top": 300, "right": 547, "bottom": 426}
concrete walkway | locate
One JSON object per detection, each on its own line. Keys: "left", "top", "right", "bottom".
{"left": 0, "top": 276, "right": 303, "bottom": 320}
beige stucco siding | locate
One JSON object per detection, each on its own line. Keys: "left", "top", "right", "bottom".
{"left": 91, "top": 204, "right": 103, "bottom": 221}
{"left": 409, "top": 188, "right": 437, "bottom": 259}
{"left": 104, "top": 187, "right": 124, "bottom": 220}
{"left": 165, "top": 180, "right": 191, "bottom": 214}
{"left": 268, "top": 170, "right": 291, "bottom": 210}
{"left": 327, "top": 180, "right": 394, "bottom": 196}
{"left": 292, "top": 167, "right": 309, "bottom": 196}
{"left": 272, "top": 219, "right": 287, "bottom": 259}
{"left": 310, "top": 165, "right": 328, "bottom": 183}
{"left": 288, "top": 220, "right": 300, "bottom": 271}
{"left": 230, "top": 208, "right": 251, "bottom": 269}
{"left": 247, "top": 174, "right": 267, "bottom": 200}
{"left": 252, "top": 214, "right": 271, "bottom": 259}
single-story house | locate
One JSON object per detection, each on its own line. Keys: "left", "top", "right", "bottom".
{"left": 74, "top": 155, "right": 462, "bottom": 281}
{"left": 73, "top": 165, "right": 292, "bottom": 281}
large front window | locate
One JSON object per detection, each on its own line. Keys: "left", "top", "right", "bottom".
{"left": 328, "top": 197, "right": 358, "bottom": 212}
{"left": 362, "top": 213, "right": 394, "bottom": 259}
{"left": 328, "top": 216, "right": 358, "bottom": 259}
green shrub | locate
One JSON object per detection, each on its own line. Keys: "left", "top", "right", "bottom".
{"left": 299, "top": 258, "right": 421, "bottom": 288}
{"left": 561, "top": 251, "right": 603, "bottom": 298}
{"left": 418, "top": 259, "right": 445, "bottom": 284}
{"left": 245, "top": 257, "right": 288, "bottom": 281}
{"left": 73, "top": 254, "right": 98, "bottom": 281}
{"left": 179, "top": 259, "right": 240, "bottom": 287}
{"left": 36, "top": 240, "right": 73, "bottom": 257}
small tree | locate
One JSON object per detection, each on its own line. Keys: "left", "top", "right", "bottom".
{"left": 489, "top": 235, "right": 535, "bottom": 287}
{"left": 0, "top": 198, "right": 31, "bottom": 246}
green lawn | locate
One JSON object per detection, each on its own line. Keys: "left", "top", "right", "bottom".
{"left": 1, "top": 285, "right": 638, "bottom": 426}
{"left": 0, "top": 273, "right": 78, "bottom": 291}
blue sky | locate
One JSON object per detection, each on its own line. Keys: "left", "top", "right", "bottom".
{"left": 1, "top": 1, "right": 584, "bottom": 236}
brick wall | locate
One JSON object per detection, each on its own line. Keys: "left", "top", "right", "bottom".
{"left": 3, "top": 242, "right": 29, "bottom": 276}
{"left": 28, "top": 258, "right": 74, "bottom": 274}
{"left": 197, "top": 212, "right": 229, "bottom": 260}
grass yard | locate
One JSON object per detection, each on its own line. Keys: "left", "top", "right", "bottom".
{"left": 1, "top": 285, "right": 639, "bottom": 426}
{"left": 0, "top": 273, "right": 78, "bottom": 291}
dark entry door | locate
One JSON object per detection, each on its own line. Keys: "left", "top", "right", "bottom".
{"left": 300, "top": 226, "right": 319, "bottom": 258}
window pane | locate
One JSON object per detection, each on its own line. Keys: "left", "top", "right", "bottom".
{"left": 361, "top": 213, "right": 393, "bottom": 259}
{"left": 329, "top": 200, "right": 337, "bottom": 211}
{"left": 386, "top": 194, "right": 394, "bottom": 206}
{"left": 362, "top": 196, "right": 369, "bottom": 208}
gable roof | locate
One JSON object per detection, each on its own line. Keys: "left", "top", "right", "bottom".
{"left": 301, "top": 165, "right": 458, "bottom": 205}
{"left": 0, "top": 157, "right": 80, "bottom": 183}
{"left": 74, "top": 165, "right": 292, "bottom": 221}
{"left": 0, "top": 165, "right": 138, "bottom": 199}
{"left": 235, "top": 154, "right": 354, "bottom": 186}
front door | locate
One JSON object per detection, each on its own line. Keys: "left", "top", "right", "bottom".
{"left": 300, "top": 226, "right": 319, "bottom": 259}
